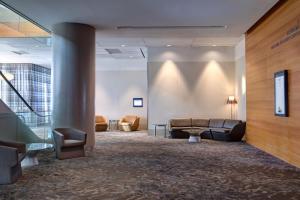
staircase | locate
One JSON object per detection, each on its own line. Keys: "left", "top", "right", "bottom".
{"left": 0, "top": 71, "right": 52, "bottom": 144}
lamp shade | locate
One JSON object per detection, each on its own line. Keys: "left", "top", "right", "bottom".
{"left": 227, "top": 96, "right": 237, "bottom": 104}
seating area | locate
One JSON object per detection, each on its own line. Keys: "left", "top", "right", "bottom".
{"left": 1, "top": 0, "right": 300, "bottom": 199}
{"left": 169, "top": 118, "right": 246, "bottom": 141}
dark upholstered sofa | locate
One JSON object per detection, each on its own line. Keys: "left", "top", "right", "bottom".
{"left": 169, "top": 118, "right": 246, "bottom": 141}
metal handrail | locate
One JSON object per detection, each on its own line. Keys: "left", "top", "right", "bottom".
{"left": 0, "top": 70, "right": 51, "bottom": 118}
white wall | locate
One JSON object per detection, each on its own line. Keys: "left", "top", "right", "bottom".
{"left": 95, "top": 59, "right": 148, "bottom": 130}
{"left": 235, "top": 36, "right": 246, "bottom": 121}
{"left": 148, "top": 47, "right": 236, "bottom": 131}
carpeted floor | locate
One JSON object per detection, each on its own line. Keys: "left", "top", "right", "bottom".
{"left": 1, "top": 131, "right": 300, "bottom": 200}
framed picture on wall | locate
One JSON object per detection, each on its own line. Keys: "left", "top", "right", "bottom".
{"left": 133, "top": 98, "right": 143, "bottom": 107}
{"left": 274, "top": 70, "right": 288, "bottom": 117}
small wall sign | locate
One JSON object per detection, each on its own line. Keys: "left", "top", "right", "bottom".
{"left": 133, "top": 98, "right": 143, "bottom": 107}
{"left": 274, "top": 70, "right": 288, "bottom": 117}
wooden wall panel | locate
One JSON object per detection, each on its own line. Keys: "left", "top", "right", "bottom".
{"left": 246, "top": 0, "right": 300, "bottom": 167}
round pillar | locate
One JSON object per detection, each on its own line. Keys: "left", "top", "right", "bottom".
{"left": 52, "top": 23, "right": 95, "bottom": 149}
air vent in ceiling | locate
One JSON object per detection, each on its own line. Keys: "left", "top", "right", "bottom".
{"left": 11, "top": 50, "right": 29, "bottom": 55}
{"left": 105, "top": 48, "right": 122, "bottom": 54}
{"left": 116, "top": 25, "right": 227, "bottom": 30}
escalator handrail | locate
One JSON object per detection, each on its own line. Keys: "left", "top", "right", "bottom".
{"left": 0, "top": 70, "right": 50, "bottom": 118}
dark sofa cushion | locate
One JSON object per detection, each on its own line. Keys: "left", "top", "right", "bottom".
{"left": 210, "top": 128, "right": 231, "bottom": 134}
{"left": 192, "top": 119, "right": 209, "bottom": 127}
{"left": 223, "top": 120, "right": 242, "bottom": 129}
{"left": 209, "top": 119, "right": 225, "bottom": 128}
{"left": 170, "top": 118, "right": 192, "bottom": 127}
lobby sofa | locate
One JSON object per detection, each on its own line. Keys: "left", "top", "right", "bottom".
{"left": 95, "top": 115, "right": 108, "bottom": 131}
{"left": 169, "top": 118, "right": 246, "bottom": 141}
{"left": 119, "top": 115, "right": 140, "bottom": 131}
{"left": 53, "top": 128, "right": 87, "bottom": 160}
{"left": 0, "top": 140, "right": 26, "bottom": 184}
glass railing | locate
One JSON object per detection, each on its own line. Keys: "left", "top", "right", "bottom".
{"left": 0, "top": 70, "right": 52, "bottom": 144}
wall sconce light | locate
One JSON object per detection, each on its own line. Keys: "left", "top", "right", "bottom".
{"left": 227, "top": 96, "right": 237, "bottom": 119}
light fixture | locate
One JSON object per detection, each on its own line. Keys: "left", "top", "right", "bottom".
{"left": 227, "top": 96, "right": 237, "bottom": 119}
{"left": 212, "top": 44, "right": 217, "bottom": 47}
{"left": 166, "top": 44, "right": 172, "bottom": 47}
{"left": 121, "top": 44, "right": 126, "bottom": 47}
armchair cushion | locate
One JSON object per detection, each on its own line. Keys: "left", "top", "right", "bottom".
{"left": 63, "top": 139, "right": 85, "bottom": 147}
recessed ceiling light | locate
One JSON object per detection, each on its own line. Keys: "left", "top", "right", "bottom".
{"left": 129, "top": 56, "right": 134, "bottom": 58}
{"left": 166, "top": 44, "right": 172, "bottom": 47}
{"left": 121, "top": 44, "right": 126, "bottom": 47}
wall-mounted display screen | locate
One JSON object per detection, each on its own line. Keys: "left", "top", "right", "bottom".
{"left": 274, "top": 70, "right": 288, "bottom": 117}
{"left": 133, "top": 98, "right": 143, "bottom": 107}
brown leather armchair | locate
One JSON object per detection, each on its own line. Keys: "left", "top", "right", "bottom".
{"left": 119, "top": 115, "right": 140, "bottom": 131}
{"left": 53, "top": 128, "right": 87, "bottom": 160}
{"left": 0, "top": 140, "right": 26, "bottom": 184}
{"left": 95, "top": 115, "right": 108, "bottom": 131}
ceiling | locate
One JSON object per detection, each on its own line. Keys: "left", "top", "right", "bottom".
{"left": 0, "top": 37, "right": 52, "bottom": 68}
{"left": 0, "top": 37, "right": 148, "bottom": 69}
{"left": 1, "top": 0, "right": 278, "bottom": 47}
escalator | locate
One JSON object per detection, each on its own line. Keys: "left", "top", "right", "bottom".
{"left": 0, "top": 70, "right": 52, "bottom": 144}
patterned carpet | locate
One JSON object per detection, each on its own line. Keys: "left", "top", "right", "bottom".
{"left": 1, "top": 131, "right": 300, "bottom": 200}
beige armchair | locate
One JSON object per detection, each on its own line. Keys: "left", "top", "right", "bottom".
{"left": 95, "top": 115, "right": 108, "bottom": 131}
{"left": 119, "top": 115, "right": 140, "bottom": 131}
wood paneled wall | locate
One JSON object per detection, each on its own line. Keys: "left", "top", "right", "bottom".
{"left": 246, "top": 0, "right": 300, "bottom": 167}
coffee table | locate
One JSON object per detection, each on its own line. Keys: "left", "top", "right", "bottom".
{"left": 109, "top": 119, "right": 119, "bottom": 131}
{"left": 21, "top": 143, "right": 53, "bottom": 167}
{"left": 182, "top": 129, "right": 206, "bottom": 143}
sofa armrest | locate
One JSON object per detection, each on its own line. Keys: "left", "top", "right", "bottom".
{"left": 0, "top": 145, "right": 18, "bottom": 166}
{"left": 52, "top": 130, "right": 64, "bottom": 148}
{"left": 229, "top": 122, "right": 246, "bottom": 141}
{"left": 119, "top": 118, "right": 125, "bottom": 123}
{"left": 0, "top": 140, "right": 26, "bottom": 154}
{"left": 168, "top": 120, "right": 173, "bottom": 131}
{"left": 132, "top": 118, "right": 140, "bottom": 128}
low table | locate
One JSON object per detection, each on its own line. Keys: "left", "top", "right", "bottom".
{"left": 21, "top": 143, "right": 53, "bottom": 167}
{"left": 109, "top": 119, "right": 119, "bottom": 131}
{"left": 182, "top": 129, "right": 206, "bottom": 143}
{"left": 153, "top": 123, "right": 168, "bottom": 138}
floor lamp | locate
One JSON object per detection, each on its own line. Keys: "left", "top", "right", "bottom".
{"left": 227, "top": 96, "right": 237, "bottom": 119}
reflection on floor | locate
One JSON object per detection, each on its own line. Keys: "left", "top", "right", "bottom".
{"left": 1, "top": 131, "right": 300, "bottom": 199}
